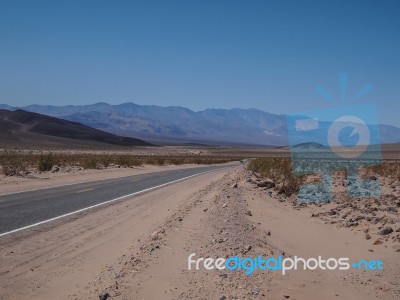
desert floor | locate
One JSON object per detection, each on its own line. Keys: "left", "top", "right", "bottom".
{"left": 0, "top": 163, "right": 399, "bottom": 300}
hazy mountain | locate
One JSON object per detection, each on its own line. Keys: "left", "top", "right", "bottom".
{"left": 0, "top": 104, "right": 16, "bottom": 111}
{"left": 0, "top": 109, "right": 153, "bottom": 147}
{"left": 2, "top": 102, "right": 400, "bottom": 146}
{"left": 17, "top": 102, "right": 287, "bottom": 145}
{"left": 291, "top": 142, "right": 327, "bottom": 150}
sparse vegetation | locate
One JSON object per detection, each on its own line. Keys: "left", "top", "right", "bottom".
{"left": 248, "top": 158, "right": 400, "bottom": 197}
{"left": 0, "top": 150, "right": 28, "bottom": 176}
{"left": 366, "top": 161, "right": 400, "bottom": 181}
{"left": 247, "top": 157, "right": 304, "bottom": 196}
{"left": 38, "top": 154, "right": 56, "bottom": 171}
{"left": 0, "top": 151, "right": 241, "bottom": 175}
{"left": 81, "top": 156, "right": 98, "bottom": 169}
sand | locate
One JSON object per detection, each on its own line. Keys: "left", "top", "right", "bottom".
{"left": 0, "top": 164, "right": 399, "bottom": 299}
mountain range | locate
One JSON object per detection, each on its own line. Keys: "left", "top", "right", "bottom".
{"left": 1, "top": 102, "right": 400, "bottom": 146}
{"left": 0, "top": 109, "right": 152, "bottom": 148}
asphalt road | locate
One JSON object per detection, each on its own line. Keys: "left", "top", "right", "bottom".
{"left": 0, "top": 163, "right": 237, "bottom": 236}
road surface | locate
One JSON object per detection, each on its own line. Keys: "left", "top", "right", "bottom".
{"left": 0, "top": 163, "right": 237, "bottom": 236}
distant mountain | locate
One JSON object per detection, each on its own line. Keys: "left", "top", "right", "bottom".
{"left": 0, "top": 104, "right": 16, "bottom": 111}
{"left": 0, "top": 109, "right": 153, "bottom": 147}
{"left": 291, "top": 142, "right": 326, "bottom": 150}
{"left": 2, "top": 102, "right": 400, "bottom": 146}
{"left": 6, "top": 103, "right": 288, "bottom": 145}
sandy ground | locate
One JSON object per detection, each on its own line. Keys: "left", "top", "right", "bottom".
{"left": 0, "top": 165, "right": 399, "bottom": 299}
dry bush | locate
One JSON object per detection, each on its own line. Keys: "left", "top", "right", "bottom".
{"left": 38, "top": 154, "right": 56, "bottom": 171}
{"left": 366, "top": 161, "right": 400, "bottom": 181}
{"left": 120, "top": 156, "right": 150, "bottom": 166}
{"left": 0, "top": 151, "right": 241, "bottom": 176}
{"left": 247, "top": 157, "right": 304, "bottom": 196}
{"left": 0, "top": 150, "right": 28, "bottom": 176}
{"left": 167, "top": 157, "right": 186, "bottom": 165}
{"left": 81, "top": 156, "right": 98, "bottom": 169}
{"left": 143, "top": 156, "right": 165, "bottom": 166}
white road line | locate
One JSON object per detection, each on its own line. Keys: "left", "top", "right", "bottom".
{"left": 0, "top": 166, "right": 230, "bottom": 238}
{"left": 75, "top": 188, "right": 95, "bottom": 193}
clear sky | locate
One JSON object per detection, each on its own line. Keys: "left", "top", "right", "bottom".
{"left": 0, "top": 0, "right": 399, "bottom": 126}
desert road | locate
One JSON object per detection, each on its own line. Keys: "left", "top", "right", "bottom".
{"left": 0, "top": 161, "right": 398, "bottom": 300}
{"left": 0, "top": 163, "right": 238, "bottom": 236}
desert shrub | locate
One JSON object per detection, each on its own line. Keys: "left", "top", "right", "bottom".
{"left": 143, "top": 156, "right": 157, "bottom": 165}
{"left": 100, "top": 155, "right": 112, "bottom": 167}
{"left": 114, "top": 155, "right": 129, "bottom": 166}
{"left": 0, "top": 151, "right": 240, "bottom": 176}
{"left": 366, "top": 161, "right": 400, "bottom": 181}
{"left": 145, "top": 156, "right": 165, "bottom": 165}
{"left": 155, "top": 157, "right": 165, "bottom": 165}
{"left": 193, "top": 157, "right": 204, "bottom": 164}
{"left": 247, "top": 157, "right": 303, "bottom": 196}
{"left": 113, "top": 155, "right": 140, "bottom": 167}
{"left": 129, "top": 156, "right": 143, "bottom": 166}
{"left": 167, "top": 157, "right": 186, "bottom": 165}
{"left": 0, "top": 151, "right": 28, "bottom": 175}
{"left": 82, "top": 156, "right": 98, "bottom": 169}
{"left": 37, "top": 154, "right": 56, "bottom": 171}
{"left": 122, "top": 155, "right": 142, "bottom": 166}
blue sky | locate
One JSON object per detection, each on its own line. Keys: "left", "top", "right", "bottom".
{"left": 0, "top": 0, "right": 399, "bottom": 126}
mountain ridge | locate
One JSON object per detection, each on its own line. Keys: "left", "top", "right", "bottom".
{"left": 0, "top": 109, "right": 153, "bottom": 148}
{"left": 2, "top": 102, "right": 400, "bottom": 146}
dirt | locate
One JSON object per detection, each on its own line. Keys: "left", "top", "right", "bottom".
{"left": 0, "top": 165, "right": 399, "bottom": 299}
